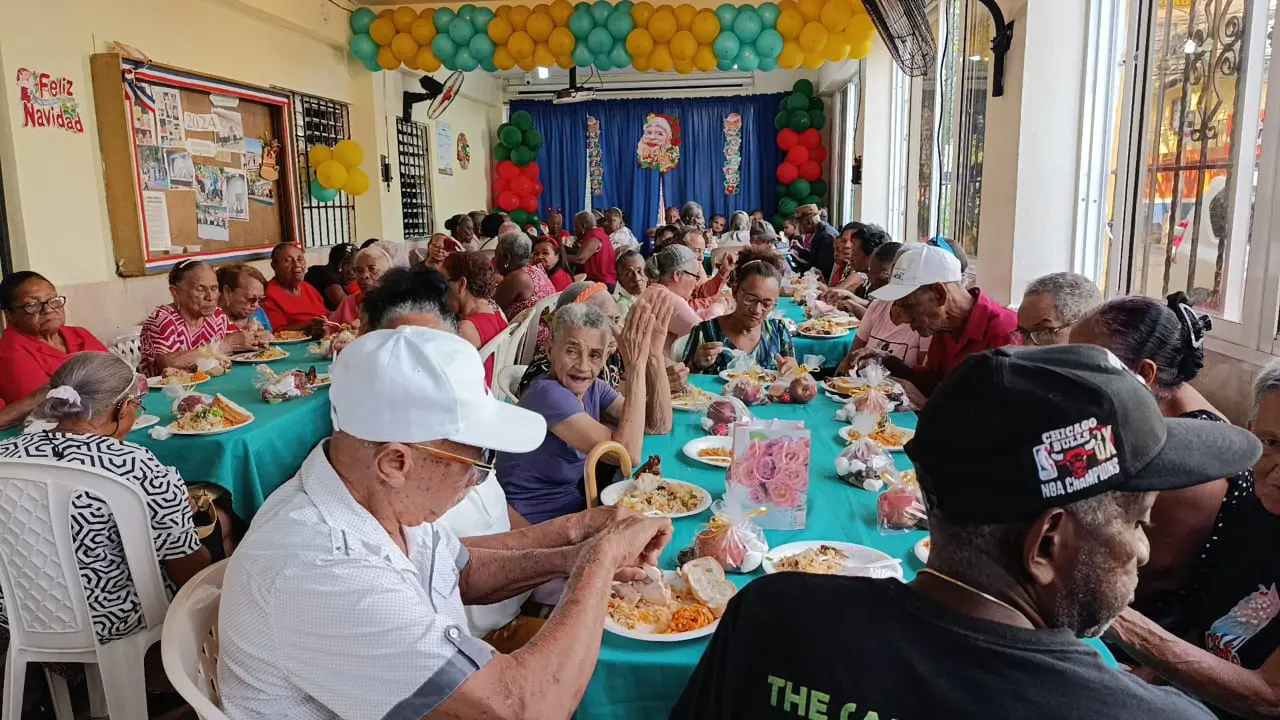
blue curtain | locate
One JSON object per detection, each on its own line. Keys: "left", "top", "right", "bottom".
{"left": 509, "top": 100, "right": 587, "bottom": 221}
{"left": 587, "top": 99, "right": 663, "bottom": 233}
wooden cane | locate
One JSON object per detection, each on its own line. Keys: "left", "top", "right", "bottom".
{"left": 584, "top": 440, "right": 633, "bottom": 508}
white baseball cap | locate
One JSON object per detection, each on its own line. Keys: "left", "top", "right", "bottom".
{"left": 871, "top": 243, "right": 963, "bottom": 302}
{"left": 329, "top": 326, "right": 546, "bottom": 453}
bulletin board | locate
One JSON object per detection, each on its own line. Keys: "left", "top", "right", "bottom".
{"left": 89, "top": 54, "right": 301, "bottom": 276}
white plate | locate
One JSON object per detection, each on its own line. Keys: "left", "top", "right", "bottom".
{"left": 603, "top": 570, "right": 723, "bottom": 643}
{"left": 599, "top": 478, "right": 712, "bottom": 519}
{"left": 838, "top": 424, "right": 914, "bottom": 451}
{"left": 682, "top": 436, "right": 733, "bottom": 468}
{"left": 309, "top": 373, "right": 333, "bottom": 388}
{"left": 763, "top": 541, "right": 905, "bottom": 580}
{"left": 717, "top": 369, "right": 778, "bottom": 383}
{"left": 270, "top": 332, "right": 313, "bottom": 344}
{"left": 130, "top": 414, "right": 160, "bottom": 432}
{"left": 147, "top": 374, "right": 211, "bottom": 389}
{"left": 229, "top": 348, "right": 289, "bottom": 363}
{"left": 797, "top": 328, "right": 852, "bottom": 339}
{"left": 914, "top": 536, "right": 931, "bottom": 564}
{"left": 167, "top": 396, "right": 256, "bottom": 436}
{"left": 671, "top": 387, "right": 717, "bottom": 411}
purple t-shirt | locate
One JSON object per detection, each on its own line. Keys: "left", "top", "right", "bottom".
{"left": 496, "top": 377, "right": 620, "bottom": 524}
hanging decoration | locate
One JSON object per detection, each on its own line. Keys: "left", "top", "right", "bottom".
{"left": 347, "top": 1, "right": 876, "bottom": 73}
{"left": 456, "top": 132, "right": 471, "bottom": 169}
{"left": 773, "top": 79, "right": 827, "bottom": 227}
{"left": 587, "top": 115, "right": 604, "bottom": 197}
{"left": 17, "top": 68, "right": 84, "bottom": 134}
{"left": 636, "top": 112, "right": 680, "bottom": 172}
{"left": 723, "top": 112, "right": 743, "bottom": 195}
{"left": 493, "top": 109, "right": 544, "bottom": 227}
{"left": 307, "top": 139, "right": 371, "bottom": 202}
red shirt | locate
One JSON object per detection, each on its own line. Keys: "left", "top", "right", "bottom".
{"left": 466, "top": 310, "right": 510, "bottom": 388}
{"left": 581, "top": 228, "right": 617, "bottom": 286}
{"left": 263, "top": 279, "right": 328, "bottom": 330}
{"left": 0, "top": 326, "right": 107, "bottom": 404}
{"left": 140, "top": 304, "right": 230, "bottom": 377}
{"left": 547, "top": 267, "right": 573, "bottom": 292}
{"left": 919, "top": 288, "right": 1018, "bottom": 378}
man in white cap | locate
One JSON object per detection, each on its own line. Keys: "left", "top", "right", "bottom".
{"left": 217, "top": 327, "right": 673, "bottom": 720}
{"left": 846, "top": 243, "right": 1017, "bottom": 398}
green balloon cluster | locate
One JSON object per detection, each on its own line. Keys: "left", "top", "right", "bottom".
{"left": 570, "top": 1, "right": 632, "bottom": 70}
{"left": 772, "top": 80, "right": 828, "bottom": 230}
{"left": 433, "top": 5, "right": 499, "bottom": 72}
{"left": 711, "top": 2, "right": 781, "bottom": 72}
{"left": 772, "top": 78, "right": 826, "bottom": 133}
{"left": 493, "top": 110, "right": 542, "bottom": 167}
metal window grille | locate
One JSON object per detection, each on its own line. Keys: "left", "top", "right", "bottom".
{"left": 292, "top": 92, "right": 355, "bottom": 249}
{"left": 397, "top": 118, "right": 433, "bottom": 240}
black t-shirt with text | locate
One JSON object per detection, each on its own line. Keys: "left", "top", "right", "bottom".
{"left": 671, "top": 575, "right": 1214, "bottom": 720}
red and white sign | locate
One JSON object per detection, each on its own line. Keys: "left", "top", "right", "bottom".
{"left": 16, "top": 68, "right": 84, "bottom": 134}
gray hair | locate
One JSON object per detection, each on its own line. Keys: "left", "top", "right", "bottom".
{"left": 496, "top": 231, "right": 532, "bottom": 262}
{"left": 356, "top": 243, "right": 394, "bottom": 269}
{"left": 680, "top": 201, "right": 704, "bottom": 225}
{"left": 499, "top": 221, "right": 520, "bottom": 235}
{"left": 377, "top": 300, "right": 457, "bottom": 332}
{"left": 31, "top": 352, "right": 136, "bottom": 423}
{"left": 1023, "top": 272, "right": 1103, "bottom": 326}
{"left": 573, "top": 210, "right": 596, "bottom": 229}
{"left": 645, "top": 244, "right": 697, "bottom": 281}
{"left": 552, "top": 302, "right": 610, "bottom": 340}
{"left": 1254, "top": 358, "right": 1280, "bottom": 418}
{"left": 729, "top": 211, "right": 750, "bottom": 232}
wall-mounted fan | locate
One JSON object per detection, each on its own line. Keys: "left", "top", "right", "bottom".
{"left": 861, "top": 0, "right": 936, "bottom": 77}
{"left": 402, "top": 71, "right": 465, "bottom": 120}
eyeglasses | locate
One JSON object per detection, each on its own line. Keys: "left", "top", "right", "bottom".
{"left": 1013, "top": 326, "right": 1069, "bottom": 346}
{"left": 408, "top": 442, "right": 496, "bottom": 485}
{"left": 12, "top": 296, "right": 66, "bottom": 315}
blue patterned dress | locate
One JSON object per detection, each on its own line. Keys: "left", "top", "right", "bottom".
{"left": 683, "top": 317, "right": 795, "bottom": 374}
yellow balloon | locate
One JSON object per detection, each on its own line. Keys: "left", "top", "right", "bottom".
{"left": 378, "top": 9, "right": 394, "bottom": 21}
{"left": 803, "top": 48, "right": 825, "bottom": 68}
{"left": 494, "top": 46, "right": 517, "bottom": 70}
{"left": 847, "top": 36, "right": 873, "bottom": 60}
{"left": 419, "top": 8, "right": 433, "bottom": 20}
{"left": 489, "top": 16, "right": 514, "bottom": 44}
{"left": 496, "top": 5, "right": 511, "bottom": 20}
{"left": 550, "top": 0, "right": 574, "bottom": 25}
{"left": 626, "top": 28, "right": 655, "bottom": 58}
{"left": 342, "top": 167, "right": 370, "bottom": 197}
{"left": 333, "top": 139, "right": 364, "bottom": 169}
{"left": 391, "top": 33, "right": 419, "bottom": 61}
{"left": 369, "top": 18, "right": 396, "bottom": 46}
{"left": 549, "top": 26, "right": 575, "bottom": 55}
{"left": 517, "top": 54, "right": 536, "bottom": 71}
{"left": 393, "top": 6, "right": 418, "bottom": 32}
{"left": 555, "top": 53, "right": 575, "bottom": 69}
{"left": 410, "top": 18, "right": 437, "bottom": 45}
{"left": 823, "top": 30, "right": 851, "bottom": 61}
{"left": 631, "top": 1, "right": 655, "bottom": 27}
{"left": 527, "top": 11, "right": 554, "bottom": 42}
{"left": 316, "top": 160, "right": 348, "bottom": 190}
{"left": 848, "top": 13, "right": 875, "bottom": 42}
{"left": 670, "top": 30, "right": 697, "bottom": 61}
{"left": 777, "top": 0, "right": 798, "bottom": 13}
{"left": 376, "top": 46, "right": 401, "bottom": 70}
{"left": 691, "top": 10, "right": 720, "bottom": 44}
{"left": 401, "top": 52, "right": 421, "bottom": 71}
{"left": 509, "top": 5, "right": 531, "bottom": 30}
{"left": 797, "top": 0, "right": 822, "bottom": 22}
{"left": 632, "top": 54, "right": 651, "bottom": 72}
{"left": 533, "top": 43, "right": 556, "bottom": 67}
{"left": 693, "top": 44, "right": 717, "bottom": 71}
{"left": 777, "top": 40, "right": 803, "bottom": 68}
{"left": 649, "top": 43, "right": 674, "bottom": 71}
{"left": 508, "top": 30, "right": 535, "bottom": 59}
{"left": 775, "top": 9, "right": 804, "bottom": 39}
{"left": 820, "top": 0, "right": 852, "bottom": 32}
{"left": 648, "top": 8, "right": 677, "bottom": 42}
{"left": 308, "top": 145, "right": 332, "bottom": 167}
{"left": 798, "top": 22, "right": 828, "bottom": 53}
{"left": 674, "top": 58, "right": 694, "bottom": 73}
{"left": 674, "top": 3, "right": 698, "bottom": 30}
{"left": 416, "top": 46, "right": 442, "bottom": 72}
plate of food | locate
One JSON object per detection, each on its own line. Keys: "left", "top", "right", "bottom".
{"left": 309, "top": 373, "right": 333, "bottom": 388}
{"left": 229, "top": 346, "right": 289, "bottom": 363}
{"left": 682, "top": 436, "right": 734, "bottom": 468}
{"left": 763, "top": 541, "right": 904, "bottom": 579}
{"left": 168, "top": 394, "right": 255, "bottom": 436}
{"left": 839, "top": 422, "right": 915, "bottom": 451}
{"left": 147, "top": 368, "right": 211, "bottom": 389}
{"left": 605, "top": 558, "right": 737, "bottom": 642}
{"left": 599, "top": 459, "right": 712, "bottom": 518}
{"left": 796, "top": 317, "right": 853, "bottom": 338}
{"left": 914, "top": 536, "right": 931, "bottom": 564}
{"left": 271, "top": 330, "right": 313, "bottom": 344}
{"left": 671, "top": 385, "right": 717, "bottom": 411}
{"left": 130, "top": 414, "right": 160, "bottom": 432}
{"left": 718, "top": 367, "right": 779, "bottom": 384}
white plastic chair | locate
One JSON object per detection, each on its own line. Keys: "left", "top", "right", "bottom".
{"left": 477, "top": 321, "right": 524, "bottom": 384}
{"left": 0, "top": 457, "right": 169, "bottom": 720}
{"left": 515, "top": 292, "right": 561, "bottom": 366}
{"left": 161, "top": 560, "right": 230, "bottom": 720}
{"left": 493, "top": 364, "right": 528, "bottom": 404}
{"left": 108, "top": 329, "right": 142, "bottom": 371}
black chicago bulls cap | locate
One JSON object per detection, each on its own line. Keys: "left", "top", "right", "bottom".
{"left": 905, "top": 344, "right": 1261, "bottom": 525}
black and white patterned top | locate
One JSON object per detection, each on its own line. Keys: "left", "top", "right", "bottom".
{"left": 0, "top": 432, "right": 201, "bottom": 643}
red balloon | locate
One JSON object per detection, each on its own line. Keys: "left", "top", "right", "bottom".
{"left": 786, "top": 146, "right": 810, "bottom": 166}
{"left": 799, "top": 128, "right": 821, "bottom": 149}
{"left": 530, "top": 179, "right": 544, "bottom": 196}
{"left": 498, "top": 191, "right": 520, "bottom": 212}
{"left": 809, "top": 146, "right": 828, "bottom": 164}
{"left": 522, "top": 162, "right": 540, "bottom": 179}
{"left": 799, "top": 161, "right": 822, "bottom": 182}
{"left": 520, "top": 193, "right": 539, "bottom": 213}
{"left": 776, "top": 162, "right": 799, "bottom": 184}
{"left": 511, "top": 176, "right": 535, "bottom": 195}
{"left": 498, "top": 161, "right": 520, "bottom": 181}
{"left": 494, "top": 177, "right": 509, "bottom": 194}
{"left": 777, "top": 129, "right": 799, "bottom": 150}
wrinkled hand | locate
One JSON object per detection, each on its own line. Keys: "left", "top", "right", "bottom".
{"left": 617, "top": 295, "right": 657, "bottom": 367}
{"left": 775, "top": 354, "right": 799, "bottom": 377}
{"left": 846, "top": 347, "right": 893, "bottom": 372}
{"left": 896, "top": 378, "right": 928, "bottom": 410}
{"left": 692, "top": 341, "right": 725, "bottom": 370}
{"left": 666, "top": 361, "right": 690, "bottom": 389}
{"left": 224, "top": 330, "right": 258, "bottom": 353}
{"left": 821, "top": 288, "right": 855, "bottom": 303}
{"left": 642, "top": 287, "right": 676, "bottom": 356}
{"left": 593, "top": 514, "right": 674, "bottom": 582}
{"left": 717, "top": 252, "right": 738, "bottom": 278}
{"left": 306, "top": 317, "right": 328, "bottom": 338}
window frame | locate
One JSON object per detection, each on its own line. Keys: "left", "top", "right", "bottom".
{"left": 396, "top": 117, "right": 433, "bottom": 241}
{"left": 291, "top": 91, "right": 356, "bottom": 249}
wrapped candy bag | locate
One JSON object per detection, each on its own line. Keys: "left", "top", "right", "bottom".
{"left": 722, "top": 351, "right": 769, "bottom": 405}
{"left": 877, "top": 469, "right": 927, "bottom": 534}
{"left": 194, "top": 343, "right": 231, "bottom": 377}
{"left": 835, "top": 438, "right": 896, "bottom": 491}
{"left": 726, "top": 419, "right": 810, "bottom": 530}
{"left": 254, "top": 365, "right": 315, "bottom": 403}
{"left": 700, "top": 397, "right": 752, "bottom": 436}
{"left": 765, "top": 356, "right": 823, "bottom": 404}
{"left": 691, "top": 500, "right": 769, "bottom": 573}
{"left": 168, "top": 389, "right": 213, "bottom": 417}
{"left": 857, "top": 360, "right": 908, "bottom": 413}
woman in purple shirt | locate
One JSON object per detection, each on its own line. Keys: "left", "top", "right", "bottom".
{"left": 496, "top": 290, "right": 674, "bottom": 523}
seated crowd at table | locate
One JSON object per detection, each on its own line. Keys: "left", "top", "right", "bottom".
{"left": 2, "top": 198, "right": 1280, "bottom": 720}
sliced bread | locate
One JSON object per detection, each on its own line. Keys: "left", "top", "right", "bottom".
{"left": 682, "top": 557, "right": 737, "bottom": 617}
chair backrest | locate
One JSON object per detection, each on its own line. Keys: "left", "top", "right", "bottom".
{"left": 108, "top": 329, "right": 143, "bottom": 372}
{"left": 515, "top": 292, "right": 561, "bottom": 366}
{"left": 161, "top": 560, "right": 231, "bottom": 720}
{"left": 477, "top": 320, "right": 524, "bottom": 381}
{"left": 0, "top": 458, "right": 168, "bottom": 654}
{"left": 493, "top": 364, "right": 527, "bottom": 404}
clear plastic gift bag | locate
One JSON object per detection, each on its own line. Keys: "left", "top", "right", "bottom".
{"left": 700, "top": 396, "right": 753, "bottom": 436}
{"left": 253, "top": 365, "right": 313, "bottom": 404}
{"left": 765, "top": 356, "right": 822, "bottom": 404}
{"left": 877, "top": 469, "right": 927, "bottom": 534}
{"left": 692, "top": 499, "right": 769, "bottom": 573}
{"left": 726, "top": 419, "right": 810, "bottom": 530}
{"left": 835, "top": 438, "right": 896, "bottom": 492}
{"left": 722, "top": 349, "right": 771, "bottom": 405}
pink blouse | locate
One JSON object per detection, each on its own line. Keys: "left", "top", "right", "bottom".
{"left": 329, "top": 291, "right": 363, "bottom": 325}
{"left": 140, "top": 304, "right": 229, "bottom": 376}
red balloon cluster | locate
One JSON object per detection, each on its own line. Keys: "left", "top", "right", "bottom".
{"left": 494, "top": 160, "right": 543, "bottom": 214}
{"left": 775, "top": 128, "right": 825, "bottom": 184}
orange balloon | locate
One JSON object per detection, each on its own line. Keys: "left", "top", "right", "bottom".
{"left": 549, "top": 26, "right": 576, "bottom": 55}
{"left": 775, "top": 9, "right": 803, "bottom": 39}
{"left": 401, "top": 52, "right": 420, "bottom": 71}
{"left": 390, "top": 33, "right": 419, "bottom": 60}
{"left": 555, "top": 53, "right": 575, "bottom": 69}
{"left": 392, "top": 6, "right": 418, "bottom": 32}
{"left": 693, "top": 44, "right": 717, "bottom": 71}
{"left": 631, "top": 1, "right": 655, "bottom": 27}
{"left": 534, "top": 3, "right": 550, "bottom": 14}
{"left": 648, "top": 8, "right": 677, "bottom": 42}
{"left": 489, "top": 16, "right": 514, "bottom": 43}
{"left": 847, "top": 36, "right": 874, "bottom": 60}
{"left": 509, "top": 5, "right": 532, "bottom": 30}
{"left": 776, "top": 0, "right": 798, "bottom": 13}
{"left": 494, "top": 46, "right": 517, "bottom": 70}
{"left": 533, "top": 43, "right": 556, "bottom": 67}
{"left": 419, "top": 8, "right": 433, "bottom": 19}
{"left": 670, "top": 30, "right": 697, "bottom": 61}
{"left": 691, "top": 10, "right": 720, "bottom": 44}
{"left": 632, "top": 54, "right": 652, "bottom": 72}
{"left": 517, "top": 54, "right": 537, "bottom": 71}
{"left": 527, "top": 11, "right": 554, "bottom": 41}
{"left": 797, "top": 0, "right": 822, "bottom": 22}
{"left": 508, "top": 30, "right": 535, "bottom": 59}
{"left": 368, "top": 17, "right": 396, "bottom": 45}
{"left": 777, "top": 40, "right": 803, "bottom": 69}
{"left": 410, "top": 18, "right": 437, "bottom": 45}
{"left": 649, "top": 43, "right": 674, "bottom": 71}
{"left": 799, "top": 21, "right": 828, "bottom": 53}
{"left": 416, "top": 46, "right": 442, "bottom": 72}
{"left": 378, "top": 9, "right": 394, "bottom": 21}
{"left": 496, "top": 5, "right": 511, "bottom": 19}
{"left": 847, "top": 12, "right": 875, "bottom": 42}
{"left": 674, "top": 3, "right": 698, "bottom": 30}
{"left": 803, "top": 48, "right": 825, "bottom": 68}
{"left": 674, "top": 58, "right": 694, "bottom": 73}
{"left": 626, "top": 28, "right": 655, "bottom": 57}
{"left": 550, "top": 0, "right": 574, "bottom": 25}
{"left": 376, "top": 46, "right": 401, "bottom": 70}
{"left": 823, "top": 31, "right": 851, "bottom": 61}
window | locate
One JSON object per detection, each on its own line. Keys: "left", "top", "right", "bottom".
{"left": 952, "top": 1, "right": 991, "bottom": 256}
{"left": 397, "top": 118, "right": 433, "bottom": 240}
{"left": 292, "top": 92, "right": 355, "bottom": 249}
{"left": 885, "top": 64, "right": 912, "bottom": 241}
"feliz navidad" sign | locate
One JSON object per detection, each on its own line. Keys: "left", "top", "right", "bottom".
{"left": 16, "top": 68, "right": 84, "bottom": 134}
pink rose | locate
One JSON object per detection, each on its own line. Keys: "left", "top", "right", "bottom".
{"left": 777, "top": 469, "right": 808, "bottom": 492}
{"left": 769, "top": 482, "right": 800, "bottom": 509}
{"left": 748, "top": 485, "right": 768, "bottom": 505}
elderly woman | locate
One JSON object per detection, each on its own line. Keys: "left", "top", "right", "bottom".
{"left": 646, "top": 244, "right": 709, "bottom": 352}
{"left": 823, "top": 223, "right": 891, "bottom": 304}
{"left": 445, "top": 251, "right": 509, "bottom": 387}
{"left": 494, "top": 230, "right": 556, "bottom": 322}
{"left": 217, "top": 264, "right": 273, "bottom": 333}
{"left": 614, "top": 249, "right": 648, "bottom": 318}
{"left": 0, "top": 352, "right": 209, "bottom": 643}
{"left": 451, "top": 213, "right": 479, "bottom": 251}
{"left": 519, "top": 281, "right": 624, "bottom": 394}
{"left": 330, "top": 243, "right": 392, "bottom": 325}
{"left": 546, "top": 211, "right": 572, "bottom": 243}
{"left": 680, "top": 201, "right": 705, "bottom": 229}
{"left": 0, "top": 271, "right": 106, "bottom": 405}
{"left": 719, "top": 211, "right": 751, "bottom": 247}
{"left": 141, "top": 260, "right": 262, "bottom": 376}
{"left": 421, "top": 232, "right": 456, "bottom": 273}
{"left": 305, "top": 243, "right": 356, "bottom": 311}
{"left": 496, "top": 291, "right": 672, "bottom": 523}
{"left": 1070, "top": 292, "right": 1249, "bottom": 638}
{"left": 263, "top": 242, "right": 329, "bottom": 332}
{"left": 1015, "top": 272, "right": 1103, "bottom": 346}
{"left": 532, "top": 236, "right": 574, "bottom": 292}
{"left": 684, "top": 258, "right": 797, "bottom": 375}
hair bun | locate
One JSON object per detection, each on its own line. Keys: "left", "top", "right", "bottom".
{"left": 1166, "top": 292, "right": 1211, "bottom": 382}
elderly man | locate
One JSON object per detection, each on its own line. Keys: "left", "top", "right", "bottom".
{"left": 218, "top": 327, "right": 672, "bottom": 720}
{"left": 848, "top": 243, "right": 1017, "bottom": 398}
{"left": 567, "top": 210, "right": 618, "bottom": 289}
{"left": 792, "top": 203, "right": 838, "bottom": 279}
{"left": 1016, "top": 272, "right": 1103, "bottom": 346}
{"left": 673, "top": 344, "right": 1261, "bottom": 719}
{"left": 603, "top": 207, "right": 640, "bottom": 256}
{"left": 680, "top": 201, "right": 705, "bottom": 230}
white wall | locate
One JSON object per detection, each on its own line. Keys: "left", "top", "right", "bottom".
{"left": 856, "top": 46, "right": 895, "bottom": 228}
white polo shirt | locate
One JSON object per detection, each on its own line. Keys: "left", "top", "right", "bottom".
{"left": 217, "top": 443, "right": 495, "bottom": 720}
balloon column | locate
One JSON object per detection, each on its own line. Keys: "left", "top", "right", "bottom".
{"left": 493, "top": 110, "right": 544, "bottom": 227}
{"left": 308, "top": 140, "right": 372, "bottom": 202}
{"left": 772, "top": 80, "right": 827, "bottom": 229}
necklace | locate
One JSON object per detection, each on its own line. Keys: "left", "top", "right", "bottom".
{"left": 917, "top": 568, "right": 1031, "bottom": 625}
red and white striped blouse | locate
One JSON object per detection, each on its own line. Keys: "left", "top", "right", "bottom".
{"left": 139, "top": 304, "right": 229, "bottom": 376}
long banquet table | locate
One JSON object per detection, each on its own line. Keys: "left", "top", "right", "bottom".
{"left": 779, "top": 297, "right": 855, "bottom": 369}
{"left": 575, "top": 373, "right": 1116, "bottom": 719}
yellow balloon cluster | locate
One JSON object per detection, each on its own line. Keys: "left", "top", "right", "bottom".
{"left": 774, "top": 0, "right": 875, "bottom": 69}
{"left": 490, "top": 0, "right": 576, "bottom": 72}
{"left": 626, "top": 2, "right": 719, "bottom": 73}
{"left": 309, "top": 140, "right": 371, "bottom": 196}
{"left": 367, "top": 7, "right": 445, "bottom": 72}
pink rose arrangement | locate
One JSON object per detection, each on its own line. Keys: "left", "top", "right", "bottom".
{"left": 728, "top": 435, "right": 810, "bottom": 510}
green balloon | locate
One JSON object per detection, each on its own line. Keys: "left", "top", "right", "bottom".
{"left": 788, "top": 179, "right": 810, "bottom": 200}
{"left": 715, "top": 3, "right": 739, "bottom": 29}
{"left": 472, "top": 7, "right": 495, "bottom": 30}
{"left": 572, "top": 44, "right": 595, "bottom": 66}
{"left": 569, "top": 10, "right": 595, "bottom": 39}
{"left": 511, "top": 209, "right": 531, "bottom": 225}
{"left": 771, "top": 213, "right": 787, "bottom": 231}
{"left": 810, "top": 179, "right": 828, "bottom": 197}
{"left": 593, "top": 51, "right": 614, "bottom": 71}
{"left": 757, "top": 2, "right": 779, "bottom": 27}
{"left": 787, "top": 92, "right": 809, "bottom": 111}
{"left": 777, "top": 197, "right": 798, "bottom": 217}
{"left": 310, "top": 178, "right": 338, "bottom": 202}
{"left": 511, "top": 145, "right": 534, "bottom": 166}
{"left": 575, "top": 2, "right": 591, "bottom": 11}
{"left": 522, "top": 128, "right": 543, "bottom": 150}
{"left": 588, "top": 26, "right": 613, "bottom": 54}
{"left": 793, "top": 78, "right": 815, "bottom": 96}
{"left": 788, "top": 109, "right": 811, "bottom": 132}
{"left": 607, "top": 9, "right": 634, "bottom": 40}
{"left": 808, "top": 95, "right": 824, "bottom": 111}
{"left": 500, "top": 125, "right": 523, "bottom": 148}
{"left": 590, "top": 0, "right": 613, "bottom": 24}
{"left": 469, "top": 34, "right": 495, "bottom": 60}
{"left": 609, "top": 44, "right": 631, "bottom": 68}
{"left": 511, "top": 110, "right": 534, "bottom": 131}
{"left": 802, "top": 194, "right": 821, "bottom": 207}
{"left": 808, "top": 109, "right": 826, "bottom": 130}
{"left": 350, "top": 7, "right": 376, "bottom": 34}
{"left": 349, "top": 34, "right": 378, "bottom": 63}
{"left": 758, "top": 56, "right": 778, "bottom": 71}
{"left": 776, "top": 182, "right": 787, "bottom": 197}
{"left": 713, "top": 32, "right": 740, "bottom": 62}
{"left": 773, "top": 109, "right": 788, "bottom": 131}
{"left": 494, "top": 144, "right": 511, "bottom": 162}
{"left": 361, "top": 55, "right": 382, "bottom": 73}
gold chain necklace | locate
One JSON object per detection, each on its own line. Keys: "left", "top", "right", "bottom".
{"left": 917, "top": 568, "right": 1031, "bottom": 625}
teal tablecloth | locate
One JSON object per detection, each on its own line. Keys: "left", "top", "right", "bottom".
{"left": 575, "top": 374, "right": 1116, "bottom": 719}
{"left": 778, "top": 298, "right": 855, "bottom": 370}
{"left": 0, "top": 353, "right": 332, "bottom": 520}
